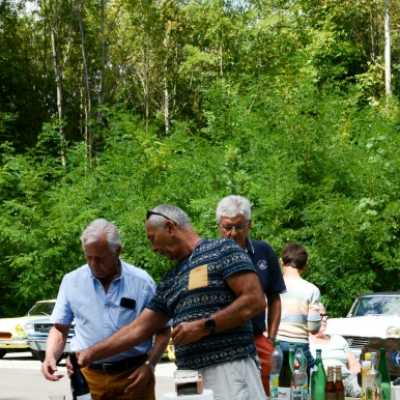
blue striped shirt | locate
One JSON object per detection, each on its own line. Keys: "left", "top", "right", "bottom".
{"left": 51, "top": 260, "right": 156, "bottom": 362}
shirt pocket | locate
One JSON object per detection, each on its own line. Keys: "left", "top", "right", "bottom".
{"left": 116, "top": 305, "right": 138, "bottom": 328}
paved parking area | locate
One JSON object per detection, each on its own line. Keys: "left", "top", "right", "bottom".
{"left": 0, "top": 352, "right": 176, "bottom": 400}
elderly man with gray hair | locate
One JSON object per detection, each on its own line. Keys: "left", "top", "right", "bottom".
{"left": 41, "top": 218, "right": 170, "bottom": 400}
{"left": 216, "top": 195, "right": 286, "bottom": 395}
{"left": 77, "top": 205, "right": 267, "bottom": 400}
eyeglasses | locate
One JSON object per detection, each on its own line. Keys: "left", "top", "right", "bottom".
{"left": 146, "top": 210, "right": 177, "bottom": 224}
{"left": 320, "top": 313, "right": 328, "bottom": 321}
{"left": 219, "top": 223, "right": 248, "bottom": 232}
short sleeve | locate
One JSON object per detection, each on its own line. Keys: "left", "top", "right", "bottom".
{"left": 51, "top": 275, "right": 74, "bottom": 326}
{"left": 146, "top": 280, "right": 172, "bottom": 318}
{"left": 220, "top": 241, "right": 256, "bottom": 279}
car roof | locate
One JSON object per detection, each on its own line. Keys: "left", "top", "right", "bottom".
{"left": 360, "top": 292, "right": 400, "bottom": 297}
{"left": 35, "top": 299, "right": 56, "bottom": 303}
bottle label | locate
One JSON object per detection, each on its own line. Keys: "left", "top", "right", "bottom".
{"left": 270, "top": 374, "right": 279, "bottom": 399}
{"left": 291, "top": 388, "right": 303, "bottom": 400}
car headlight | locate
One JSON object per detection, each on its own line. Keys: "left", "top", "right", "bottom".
{"left": 386, "top": 326, "right": 400, "bottom": 338}
{"left": 24, "top": 321, "right": 34, "bottom": 335}
{"left": 14, "top": 324, "right": 27, "bottom": 339}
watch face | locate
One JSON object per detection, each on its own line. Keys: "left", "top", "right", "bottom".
{"left": 205, "top": 318, "right": 216, "bottom": 332}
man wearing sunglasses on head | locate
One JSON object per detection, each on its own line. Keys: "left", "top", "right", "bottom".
{"left": 216, "top": 195, "right": 286, "bottom": 396}
{"left": 77, "top": 204, "right": 267, "bottom": 400}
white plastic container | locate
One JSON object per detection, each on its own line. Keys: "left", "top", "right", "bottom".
{"left": 392, "top": 383, "right": 400, "bottom": 400}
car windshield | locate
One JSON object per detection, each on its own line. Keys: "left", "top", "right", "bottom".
{"left": 27, "top": 301, "right": 55, "bottom": 316}
{"left": 351, "top": 295, "right": 400, "bottom": 316}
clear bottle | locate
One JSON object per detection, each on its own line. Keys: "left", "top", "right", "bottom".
{"left": 365, "top": 352, "right": 381, "bottom": 400}
{"left": 291, "top": 358, "right": 308, "bottom": 400}
{"left": 295, "top": 347, "right": 309, "bottom": 396}
{"left": 335, "top": 366, "right": 345, "bottom": 400}
{"left": 69, "top": 353, "right": 92, "bottom": 400}
{"left": 361, "top": 352, "right": 372, "bottom": 400}
{"left": 378, "top": 348, "right": 390, "bottom": 400}
{"left": 311, "top": 349, "right": 326, "bottom": 400}
{"left": 326, "top": 366, "right": 336, "bottom": 400}
{"left": 270, "top": 341, "right": 283, "bottom": 400}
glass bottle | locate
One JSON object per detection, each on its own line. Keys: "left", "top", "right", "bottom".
{"left": 378, "top": 348, "right": 390, "bottom": 400}
{"left": 69, "top": 353, "right": 92, "bottom": 400}
{"left": 361, "top": 352, "right": 372, "bottom": 400}
{"left": 335, "top": 366, "right": 345, "bottom": 400}
{"left": 365, "top": 352, "right": 381, "bottom": 400}
{"left": 311, "top": 349, "right": 326, "bottom": 400}
{"left": 326, "top": 366, "right": 336, "bottom": 400}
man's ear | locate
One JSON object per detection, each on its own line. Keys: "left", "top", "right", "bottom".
{"left": 248, "top": 220, "right": 252, "bottom": 229}
{"left": 165, "top": 220, "right": 176, "bottom": 234}
{"left": 115, "top": 245, "right": 122, "bottom": 257}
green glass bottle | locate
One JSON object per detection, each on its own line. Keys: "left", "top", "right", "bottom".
{"left": 378, "top": 348, "right": 391, "bottom": 400}
{"left": 311, "top": 349, "right": 326, "bottom": 400}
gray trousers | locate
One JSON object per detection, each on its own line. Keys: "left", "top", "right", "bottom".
{"left": 199, "top": 357, "right": 267, "bottom": 400}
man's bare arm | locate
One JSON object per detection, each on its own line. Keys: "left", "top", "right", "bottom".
{"left": 42, "top": 324, "right": 69, "bottom": 381}
{"left": 147, "top": 326, "right": 171, "bottom": 367}
{"left": 172, "top": 271, "right": 266, "bottom": 345}
{"left": 267, "top": 294, "right": 281, "bottom": 340}
{"left": 78, "top": 309, "right": 168, "bottom": 366}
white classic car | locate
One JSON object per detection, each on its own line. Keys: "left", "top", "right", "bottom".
{"left": 0, "top": 299, "right": 55, "bottom": 359}
{"left": 326, "top": 292, "right": 400, "bottom": 357}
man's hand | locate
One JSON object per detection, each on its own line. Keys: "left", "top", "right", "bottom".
{"left": 41, "top": 356, "right": 64, "bottom": 381}
{"left": 77, "top": 349, "right": 93, "bottom": 368}
{"left": 65, "top": 355, "right": 74, "bottom": 377}
{"left": 125, "top": 363, "right": 154, "bottom": 394}
{"left": 172, "top": 320, "right": 206, "bottom": 346}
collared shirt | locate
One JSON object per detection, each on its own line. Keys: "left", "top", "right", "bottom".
{"left": 147, "top": 238, "right": 257, "bottom": 370}
{"left": 246, "top": 239, "right": 286, "bottom": 336}
{"left": 51, "top": 260, "right": 156, "bottom": 362}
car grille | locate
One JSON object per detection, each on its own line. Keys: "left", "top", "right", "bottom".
{"left": 34, "top": 323, "right": 52, "bottom": 333}
{"left": 344, "top": 336, "right": 370, "bottom": 348}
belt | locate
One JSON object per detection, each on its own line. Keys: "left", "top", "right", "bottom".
{"left": 88, "top": 354, "right": 148, "bottom": 373}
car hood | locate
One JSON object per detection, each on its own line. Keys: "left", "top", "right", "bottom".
{"left": 0, "top": 316, "right": 49, "bottom": 334}
{"left": 326, "top": 315, "right": 400, "bottom": 338}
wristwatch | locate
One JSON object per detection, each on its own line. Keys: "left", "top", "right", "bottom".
{"left": 204, "top": 318, "right": 216, "bottom": 335}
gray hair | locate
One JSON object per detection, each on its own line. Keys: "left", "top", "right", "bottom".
{"left": 80, "top": 218, "right": 121, "bottom": 253}
{"left": 216, "top": 195, "right": 251, "bottom": 223}
{"left": 146, "top": 204, "right": 192, "bottom": 228}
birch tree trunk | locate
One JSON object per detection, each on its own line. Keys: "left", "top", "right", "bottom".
{"left": 76, "top": 1, "right": 92, "bottom": 169}
{"left": 384, "top": 0, "right": 392, "bottom": 97}
{"left": 48, "top": 2, "right": 66, "bottom": 168}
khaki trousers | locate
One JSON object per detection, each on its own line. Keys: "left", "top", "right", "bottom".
{"left": 82, "top": 366, "right": 155, "bottom": 400}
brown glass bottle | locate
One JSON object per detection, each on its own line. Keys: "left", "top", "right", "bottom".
{"left": 335, "top": 366, "right": 345, "bottom": 400}
{"left": 326, "top": 366, "right": 336, "bottom": 400}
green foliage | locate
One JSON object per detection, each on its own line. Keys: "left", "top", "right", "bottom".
{"left": 1, "top": 0, "right": 400, "bottom": 318}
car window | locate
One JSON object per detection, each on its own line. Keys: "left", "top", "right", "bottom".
{"left": 27, "top": 301, "right": 55, "bottom": 316}
{"left": 352, "top": 295, "right": 400, "bottom": 316}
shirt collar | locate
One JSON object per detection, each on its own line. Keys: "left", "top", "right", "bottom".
{"left": 88, "top": 259, "right": 124, "bottom": 284}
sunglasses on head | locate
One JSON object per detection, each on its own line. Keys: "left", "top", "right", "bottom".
{"left": 146, "top": 210, "right": 177, "bottom": 224}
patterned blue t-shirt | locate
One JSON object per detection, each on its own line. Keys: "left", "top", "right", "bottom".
{"left": 147, "top": 238, "right": 257, "bottom": 369}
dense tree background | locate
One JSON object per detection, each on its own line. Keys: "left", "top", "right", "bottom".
{"left": 1, "top": 0, "right": 400, "bottom": 316}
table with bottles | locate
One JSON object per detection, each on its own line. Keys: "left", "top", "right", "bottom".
{"left": 270, "top": 341, "right": 393, "bottom": 400}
